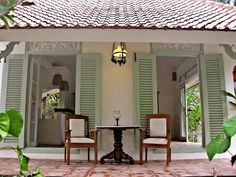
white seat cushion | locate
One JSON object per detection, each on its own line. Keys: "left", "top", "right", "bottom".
{"left": 67, "top": 137, "right": 94, "bottom": 143}
{"left": 143, "top": 138, "right": 168, "bottom": 145}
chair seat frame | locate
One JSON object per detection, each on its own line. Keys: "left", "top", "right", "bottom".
{"left": 139, "top": 114, "right": 171, "bottom": 165}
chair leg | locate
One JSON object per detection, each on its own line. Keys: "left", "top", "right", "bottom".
{"left": 94, "top": 146, "right": 98, "bottom": 164}
{"left": 88, "top": 148, "right": 90, "bottom": 162}
{"left": 67, "top": 148, "right": 70, "bottom": 165}
{"left": 166, "top": 147, "right": 171, "bottom": 166}
{"left": 64, "top": 147, "right": 66, "bottom": 163}
{"left": 145, "top": 148, "right": 148, "bottom": 163}
{"left": 140, "top": 144, "right": 143, "bottom": 165}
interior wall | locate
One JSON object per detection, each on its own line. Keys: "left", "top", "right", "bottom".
{"left": 156, "top": 58, "right": 176, "bottom": 139}
{"left": 156, "top": 57, "right": 197, "bottom": 140}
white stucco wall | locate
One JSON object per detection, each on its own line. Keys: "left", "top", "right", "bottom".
{"left": 82, "top": 42, "right": 150, "bottom": 153}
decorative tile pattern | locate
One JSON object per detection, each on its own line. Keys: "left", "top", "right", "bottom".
{"left": 27, "top": 42, "right": 81, "bottom": 52}
{"left": 151, "top": 43, "right": 202, "bottom": 52}
{"left": 0, "top": 0, "right": 236, "bottom": 31}
{"left": 0, "top": 158, "right": 235, "bottom": 177}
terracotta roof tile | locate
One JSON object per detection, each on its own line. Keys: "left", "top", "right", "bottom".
{"left": 0, "top": 0, "right": 236, "bottom": 31}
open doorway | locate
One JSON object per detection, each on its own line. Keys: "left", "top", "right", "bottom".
{"left": 156, "top": 56, "right": 202, "bottom": 146}
{"left": 183, "top": 76, "right": 202, "bottom": 143}
{"left": 27, "top": 55, "right": 76, "bottom": 147}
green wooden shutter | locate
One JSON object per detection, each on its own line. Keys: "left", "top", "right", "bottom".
{"left": 0, "top": 54, "right": 28, "bottom": 147}
{"left": 134, "top": 53, "right": 157, "bottom": 128}
{"left": 199, "top": 54, "right": 227, "bottom": 146}
{"left": 76, "top": 54, "right": 101, "bottom": 130}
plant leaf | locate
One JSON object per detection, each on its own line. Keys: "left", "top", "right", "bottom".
{"left": 16, "top": 145, "right": 29, "bottom": 172}
{"left": 229, "top": 101, "right": 236, "bottom": 107}
{"left": 21, "top": 0, "right": 35, "bottom": 6}
{"left": 0, "top": 14, "right": 14, "bottom": 28}
{"left": 231, "top": 154, "right": 236, "bottom": 166}
{"left": 206, "top": 135, "right": 231, "bottom": 161}
{"left": 6, "top": 109, "right": 23, "bottom": 137}
{"left": 222, "top": 90, "right": 236, "bottom": 100}
{"left": 223, "top": 115, "right": 236, "bottom": 138}
{"left": 0, "top": 112, "right": 10, "bottom": 141}
{"left": 32, "top": 168, "right": 45, "bottom": 177}
{"left": 7, "top": 0, "right": 14, "bottom": 8}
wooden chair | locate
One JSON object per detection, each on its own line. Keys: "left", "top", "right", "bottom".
{"left": 139, "top": 114, "right": 171, "bottom": 165}
{"left": 64, "top": 114, "right": 98, "bottom": 165}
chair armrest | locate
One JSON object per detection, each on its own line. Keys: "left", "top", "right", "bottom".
{"left": 65, "top": 129, "right": 71, "bottom": 138}
{"left": 88, "top": 129, "right": 99, "bottom": 139}
{"left": 139, "top": 128, "right": 145, "bottom": 142}
{"left": 167, "top": 131, "right": 171, "bottom": 143}
{"left": 139, "top": 128, "right": 149, "bottom": 138}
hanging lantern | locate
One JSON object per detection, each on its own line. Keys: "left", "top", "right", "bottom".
{"left": 52, "top": 74, "right": 62, "bottom": 86}
{"left": 111, "top": 42, "right": 128, "bottom": 66}
{"left": 60, "top": 80, "right": 69, "bottom": 91}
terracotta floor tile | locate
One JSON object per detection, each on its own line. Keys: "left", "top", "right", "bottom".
{"left": 0, "top": 158, "right": 235, "bottom": 177}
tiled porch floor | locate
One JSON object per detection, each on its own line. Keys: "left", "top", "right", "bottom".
{"left": 0, "top": 158, "right": 235, "bottom": 177}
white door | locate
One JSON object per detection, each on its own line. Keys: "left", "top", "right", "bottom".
{"left": 27, "top": 59, "right": 40, "bottom": 147}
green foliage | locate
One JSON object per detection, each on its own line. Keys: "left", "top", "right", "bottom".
{"left": 48, "top": 92, "right": 60, "bottom": 107}
{"left": 16, "top": 145, "right": 29, "bottom": 172}
{"left": 0, "top": 109, "right": 22, "bottom": 141}
{"left": 223, "top": 116, "right": 236, "bottom": 137}
{"left": 0, "top": 109, "right": 45, "bottom": 176}
{"left": 222, "top": 90, "right": 236, "bottom": 107}
{"left": 0, "top": 0, "right": 34, "bottom": 28}
{"left": 207, "top": 135, "right": 231, "bottom": 161}
{"left": 0, "top": 0, "right": 19, "bottom": 28}
{"left": 0, "top": 113, "right": 10, "bottom": 141}
{"left": 186, "top": 85, "right": 201, "bottom": 142}
{"left": 6, "top": 109, "right": 23, "bottom": 137}
{"left": 207, "top": 89, "right": 236, "bottom": 165}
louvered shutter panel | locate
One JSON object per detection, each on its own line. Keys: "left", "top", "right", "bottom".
{"left": 199, "top": 54, "right": 227, "bottom": 145}
{"left": 1, "top": 55, "right": 28, "bottom": 147}
{"left": 76, "top": 54, "right": 101, "bottom": 131}
{"left": 134, "top": 53, "right": 157, "bottom": 128}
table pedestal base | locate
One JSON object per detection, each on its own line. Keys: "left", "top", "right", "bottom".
{"left": 100, "top": 128, "right": 134, "bottom": 164}
{"left": 100, "top": 150, "right": 134, "bottom": 164}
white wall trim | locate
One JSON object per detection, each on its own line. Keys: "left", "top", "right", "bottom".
{"left": 0, "top": 29, "right": 236, "bottom": 44}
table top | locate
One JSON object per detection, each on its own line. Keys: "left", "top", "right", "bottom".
{"left": 96, "top": 125, "right": 140, "bottom": 130}
{"left": 54, "top": 108, "right": 75, "bottom": 114}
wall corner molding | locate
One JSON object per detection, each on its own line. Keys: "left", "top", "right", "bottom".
{"left": 220, "top": 44, "right": 236, "bottom": 59}
{"left": 0, "top": 42, "right": 19, "bottom": 61}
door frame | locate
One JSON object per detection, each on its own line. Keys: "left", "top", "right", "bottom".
{"left": 150, "top": 43, "right": 205, "bottom": 143}
{"left": 25, "top": 51, "right": 80, "bottom": 147}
